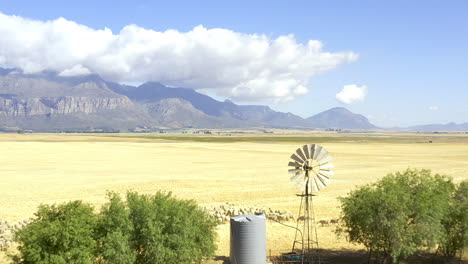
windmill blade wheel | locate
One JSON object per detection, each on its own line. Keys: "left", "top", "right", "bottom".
{"left": 287, "top": 144, "right": 334, "bottom": 193}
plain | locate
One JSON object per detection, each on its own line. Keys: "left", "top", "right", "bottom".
{"left": 0, "top": 133, "right": 467, "bottom": 263}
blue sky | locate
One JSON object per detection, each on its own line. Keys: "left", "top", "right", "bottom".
{"left": 1, "top": 0, "right": 467, "bottom": 127}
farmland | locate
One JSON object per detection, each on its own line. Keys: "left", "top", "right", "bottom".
{"left": 0, "top": 133, "right": 467, "bottom": 263}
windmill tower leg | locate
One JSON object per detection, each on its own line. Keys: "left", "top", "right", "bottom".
{"left": 305, "top": 179, "right": 310, "bottom": 254}
{"left": 291, "top": 172, "right": 321, "bottom": 263}
{"left": 291, "top": 193, "right": 307, "bottom": 264}
{"left": 308, "top": 192, "right": 321, "bottom": 264}
{"left": 304, "top": 190, "right": 310, "bottom": 263}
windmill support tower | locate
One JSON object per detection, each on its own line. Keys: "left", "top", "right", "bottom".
{"left": 287, "top": 144, "right": 334, "bottom": 264}
{"left": 292, "top": 171, "right": 320, "bottom": 264}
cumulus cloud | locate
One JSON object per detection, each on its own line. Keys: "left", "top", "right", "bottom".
{"left": 429, "top": 106, "right": 439, "bottom": 111}
{"left": 336, "top": 84, "right": 368, "bottom": 104}
{"left": 0, "top": 12, "right": 358, "bottom": 101}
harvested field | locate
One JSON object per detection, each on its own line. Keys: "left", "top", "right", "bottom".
{"left": 0, "top": 133, "right": 467, "bottom": 263}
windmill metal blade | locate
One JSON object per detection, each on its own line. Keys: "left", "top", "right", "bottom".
{"left": 315, "top": 175, "right": 327, "bottom": 187}
{"left": 317, "top": 173, "right": 331, "bottom": 183}
{"left": 302, "top": 145, "right": 310, "bottom": 159}
{"left": 287, "top": 144, "right": 334, "bottom": 192}
{"left": 309, "top": 144, "right": 316, "bottom": 160}
{"left": 313, "top": 145, "right": 323, "bottom": 160}
{"left": 294, "top": 174, "right": 306, "bottom": 185}
{"left": 290, "top": 171, "right": 304, "bottom": 182}
{"left": 317, "top": 149, "right": 329, "bottom": 162}
{"left": 296, "top": 148, "right": 307, "bottom": 162}
{"left": 319, "top": 169, "right": 334, "bottom": 176}
{"left": 320, "top": 167, "right": 334, "bottom": 174}
{"left": 320, "top": 163, "right": 334, "bottom": 169}
{"left": 290, "top": 154, "right": 304, "bottom": 164}
{"left": 319, "top": 155, "right": 333, "bottom": 165}
{"left": 288, "top": 169, "right": 302, "bottom": 175}
{"left": 290, "top": 171, "right": 304, "bottom": 181}
{"left": 294, "top": 179, "right": 303, "bottom": 188}
{"left": 295, "top": 177, "right": 307, "bottom": 189}
{"left": 288, "top": 161, "right": 302, "bottom": 168}
{"left": 289, "top": 171, "right": 302, "bottom": 179}
{"left": 312, "top": 178, "right": 320, "bottom": 192}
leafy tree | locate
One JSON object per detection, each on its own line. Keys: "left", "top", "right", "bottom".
{"left": 13, "top": 191, "right": 217, "bottom": 264}
{"left": 337, "top": 169, "right": 455, "bottom": 263}
{"left": 98, "top": 231, "right": 136, "bottom": 264}
{"left": 95, "top": 192, "right": 136, "bottom": 264}
{"left": 440, "top": 180, "right": 468, "bottom": 258}
{"left": 13, "top": 201, "right": 97, "bottom": 264}
{"left": 125, "top": 191, "right": 217, "bottom": 264}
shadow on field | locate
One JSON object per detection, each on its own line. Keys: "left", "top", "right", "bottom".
{"left": 310, "top": 249, "right": 464, "bottom": 264}
{"left": 317, "top": 248, "right": 368, "bottom": 263}
{"left": 212, "top": 255, "right": 230, "bottom": 264}
{"left": 209, "top": 249, "right": 466, "bottom": 264}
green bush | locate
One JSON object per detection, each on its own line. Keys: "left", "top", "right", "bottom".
{"left": 337, "top": 169, "right": 456, "bottom": 263}
{"left": 105, "top": 191, "right": 217, "bottom": 264}
{"left": 13, "top": 201, "right": 97, "bottom": 264}
{"left": 13, "top": 191, "right": 217, "bottom": 264}
{"left": 440, "top": 180, "right": 468, "bottom": 258}
{"left": 95, "top": 192, "right": 135, "bottom": 264}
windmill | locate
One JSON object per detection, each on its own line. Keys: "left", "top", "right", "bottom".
{"left": 287, "top": 144, "right": 334, "bottom": 264}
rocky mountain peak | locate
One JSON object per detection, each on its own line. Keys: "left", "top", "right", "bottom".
{"left": 307, "top": 107, "right": 377, "bottom": 129}
{"left": 0, "top": 67, "right": 381, "bottom": 131}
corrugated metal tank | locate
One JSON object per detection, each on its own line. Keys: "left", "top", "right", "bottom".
{"left": 230, "top": 214, "right": 266, "bottom": 264}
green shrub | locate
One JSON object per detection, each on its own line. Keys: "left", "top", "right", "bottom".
{"left": 13, "top": 201, "right": 97, "bottom": 264}
{"left": 337, "top": 169, "right": 455, "bottom": 263}
{"left": 13, "top": 191, "right": 217, "bottom": 264}
{"left": 95, "top": 192, "right": 135, "bottom": 264}
{"left": 440, "top": 180, "right": 468, "bottom": 258}
{"left": 108, "top": 191, "right": 217, "bottom": 264}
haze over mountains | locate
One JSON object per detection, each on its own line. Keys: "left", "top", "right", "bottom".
{"left": 0, "top": 68, "right": 464, "bottom": 132}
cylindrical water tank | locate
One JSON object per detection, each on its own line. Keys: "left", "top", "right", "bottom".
{"left": 230, "top": 214, "right": 266, "bottom": 264}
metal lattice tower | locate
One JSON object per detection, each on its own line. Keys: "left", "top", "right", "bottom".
{"left": 287, "top": 144, "right": 334, "bottom": 264}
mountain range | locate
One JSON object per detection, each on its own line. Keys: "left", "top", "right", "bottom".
{"left": 407, "top": 122, "right": 468, "bottom": 132}
{"left": 0, "top": 68, "right": 464, "bottom": 132}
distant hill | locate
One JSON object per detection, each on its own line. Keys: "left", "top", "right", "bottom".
{"left": 0, "top": 67, "right": 382, "bottom": 131}
{"left": 306, "top": 107, "right": 377, "bottom": 129}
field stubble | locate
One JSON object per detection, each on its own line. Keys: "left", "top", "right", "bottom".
{"left": 0, "top": 133, "right": 467, "bottom": 263}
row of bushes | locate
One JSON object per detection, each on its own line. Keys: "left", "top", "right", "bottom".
{"left": 11, "top": 192, "right": 217, "bottom": 264}
{"left": 337, "top": 169, "right": 467, "bottom": 263}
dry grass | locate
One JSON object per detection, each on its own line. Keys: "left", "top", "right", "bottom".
{"left": 0, "top": 133, "right": 467, "bottom": 263}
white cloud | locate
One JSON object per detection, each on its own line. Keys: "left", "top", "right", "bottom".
{"left": 0, "top": 12, "right": 358, "bottom": 101}
{"left": 336, "top": 84, "right": 368, "bottom": 104}
{"left": 58, "top": 64, "right": 91, "bottom": 76}
{"left": 429, "top": 106, "right": 439, "bottom": 111}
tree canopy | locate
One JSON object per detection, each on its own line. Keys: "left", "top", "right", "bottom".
{"left": 13, "top": 201, "right": 97, "bottom": 264}
{"left": 13, "top": 191, "right": 217, "bottom": 264}
{"left": 440, "top": 180, "right": 468, "bottom": 258}
{"left": 337, "top": 169, "right": 465, "bottom": 263}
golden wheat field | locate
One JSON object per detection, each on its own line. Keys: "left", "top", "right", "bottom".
{"left": 1, "top": 133, "right": 467, "bottom": 263}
